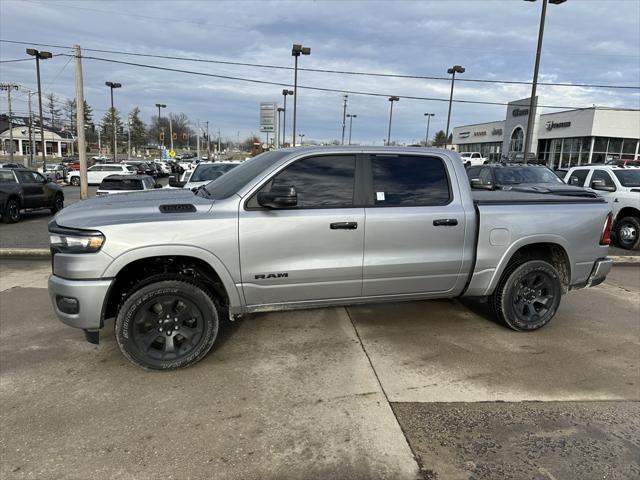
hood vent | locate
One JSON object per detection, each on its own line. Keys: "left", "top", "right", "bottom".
{"left": 159, "top": 204, "right": 197, "bottom": 214}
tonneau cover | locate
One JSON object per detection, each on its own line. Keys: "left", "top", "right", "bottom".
{"left": 473, "top": 190, "right": 606, "bottom": 205}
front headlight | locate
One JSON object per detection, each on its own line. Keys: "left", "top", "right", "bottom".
{"left": 49, "top": 224, "right": 105, "bottom": 253}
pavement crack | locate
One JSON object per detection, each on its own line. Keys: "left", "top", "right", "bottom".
{"left": 344, "top": 306, "right": 429, "bottom": 480}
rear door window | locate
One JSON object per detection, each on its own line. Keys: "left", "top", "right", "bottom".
{"left": 567, "top": 169, "right": 589, "bottom": 186}
{"left": 591, "top": 170, "right": 616, "bottom": 189}
{"left": 370, "top": 155, "right": 450, "bottom": 206}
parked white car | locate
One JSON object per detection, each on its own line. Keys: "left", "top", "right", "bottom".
{"left": 565, "top": 165, "right": 640, "bottom": 250}
{"left": 153, "top": 161, "right": 171, "bottom": 176}
{"left": 67, "top": 164, "right": 137, "bottom": 186}
{"left": 460, "top": 152, "right": 487, "bottom": 167}
{"left": 96, "top": 174, "right": 161, "bottom": 195}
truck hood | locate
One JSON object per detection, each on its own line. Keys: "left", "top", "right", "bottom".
{"left": 500, "top": 183, "right": 598, "bottom": 198}
{"left": 51, "top": 188, "right": 214, "bottom": 230}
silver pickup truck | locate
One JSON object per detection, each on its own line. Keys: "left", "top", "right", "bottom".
{"left": 48, "top": 147, "right": 613, "bottom": 370}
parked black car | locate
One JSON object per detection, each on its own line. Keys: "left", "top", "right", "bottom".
{"left": 466, "top": 163, "right": 597, "bottom": 197}
{"left": 124, "top": 160, "right": 157, "bottom": 178}
{"left": 0, "top": 168, "right": 64, "bottom": 223}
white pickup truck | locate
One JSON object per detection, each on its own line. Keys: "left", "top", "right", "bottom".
{"left": 460, "top": 152, "right": 487, "bottom": 167}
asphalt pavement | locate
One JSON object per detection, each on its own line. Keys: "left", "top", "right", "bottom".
{"left": 0, "top": 261, "right": 638, "bottom": 479}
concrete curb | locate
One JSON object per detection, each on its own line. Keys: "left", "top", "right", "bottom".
{"left": 0, "top": 248, "right": 638, "bottom": 265}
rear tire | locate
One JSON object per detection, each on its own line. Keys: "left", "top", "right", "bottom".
{"left": 70, "top": 176, "right": 80, "bottom": 186}
{"left": 115, "top": 280, "right": 219, "bottom": 370}
{"left": 3, "top": 198, "right": 20, "bottom": 223}
{"left": 614, "top": 216, "right": 640, "bottom": 250}
{"left": 489, "top": 259, "right": 562, "bottom": 331}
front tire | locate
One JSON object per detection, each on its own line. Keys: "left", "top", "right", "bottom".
{"left": 51, "top": 193, "right": 64, "bottom": 213}
{"left": 115, "top": 280, "right": 219, "bottom": 370}
{"left": 489, "top": 260, "right": 562, "bottom": 331}
{"left": 3, "top": 198, "right": 20, "bottom": 223}
{"left": 614, "top": 216, "right": 640, "bottom": 250}
{"left": 70, "top": 176, "right": 80, "bottom": 186}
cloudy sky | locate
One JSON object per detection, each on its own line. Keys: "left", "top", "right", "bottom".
{"left": 1, "top": 0, "right": 639, "bottom": 145}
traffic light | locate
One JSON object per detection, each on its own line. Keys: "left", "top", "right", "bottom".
{"left": 172, "top": 132, "right": 177, "bottom": 140}
{"left": 159, "top": 132, "right": 164, "bottom": 141}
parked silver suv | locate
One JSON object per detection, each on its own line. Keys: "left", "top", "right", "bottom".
{"left": 48, "top": 147, "right": 613, "bottom": 370}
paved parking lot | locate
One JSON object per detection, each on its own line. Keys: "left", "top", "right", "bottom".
{"left": 0, "top": 260, "right": 638, "bottom": 479}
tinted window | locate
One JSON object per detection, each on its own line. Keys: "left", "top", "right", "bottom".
{"left": 267, "top": 155, "right": 355, "bottom": 208}
{"left": 466, "top": 166, "right": 481, "bottom": 180}
{"left": 190, "top": 164, "right": 237, "bottom": 182}
{"left": 592, "top": 170, "right": 615, "bottom": 188}
{"left": 494, "top": 167, "right": 563, "bottom": 185}
{"left": 613, "top": 169, "right": 640, "bottom": 187}
{"left": 16, "top": 171, "right": 39, "bottom": 183}
{"left": 100, "top": 178, "right": 143, "bottom": 190}
{"left": 567, "top": 169, "right": 589, "bottom": 186}
{"left": 371, "top": 155, "right": 450, "bottom": 207}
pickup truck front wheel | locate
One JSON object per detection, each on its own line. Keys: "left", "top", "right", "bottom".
{"left": 490, "top": 260, "right": 562, "bottom": 331}
{"left": 115, "top": 280, "right": 219, "bottom": 370}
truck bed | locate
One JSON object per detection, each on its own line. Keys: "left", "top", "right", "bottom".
{"left": 472, "top": 190, "right": 606, "bottom": 205}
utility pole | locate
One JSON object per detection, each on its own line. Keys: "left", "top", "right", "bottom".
{"left": 341, "top": 94, "right": 348, "bottom": 145}
{"left": 127, "top": 115, "right": 131, "bottom": 160}
{"left": 217, "top": 128, "right": 221, "bottom": 156}
{"left": 0, "top": 83, "right": 18, "bottom": 162}
{"left": 74, "top": 45, "right": 88, "bottom": 200}
{"left": 169, "top": 116, "right": 174, "bottom": 151}
{"left": 27, "top": 90, "right": 34, "bottom": 166}
{"left": 196, "top": 132, "right": 200, "bottom": 159}
{"left": 424, "top": 113, "right": 435, "bottom": 146}
{"left": 205, "top": 121, "right": 210, "bottom": 160}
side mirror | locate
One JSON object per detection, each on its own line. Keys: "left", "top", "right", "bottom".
{"left": 568, "top": 176, "right": 581, "bottom": 186}
{"left": 590, "top": 179, "right": 615, "bottom": 192}
{"left": 257, "top": 186, "right": 298, "bottom": 208}
{"left": 470, "top": 178, "right": 493, "bottom": 190}
{"left": 154, "top": 183, "right": 163, "bottom": 189}
{"left": 168, "top": 175, "right": 179, "bottom": 187}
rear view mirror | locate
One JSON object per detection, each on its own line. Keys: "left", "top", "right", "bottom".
{"left": 257, "top": 186, "right": 298, "bottom": 208}
{"left": 470, "top": 178, "right": 493, "bottom": 190}
{"left": 154, "top": 183, "right": 163, "bottom": 189}
{"left": 590, "top": 179, "right": 615, "bottom": 192}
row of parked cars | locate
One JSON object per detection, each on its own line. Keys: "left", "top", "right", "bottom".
{"left": 464, "top": 161, "right": 640, "bottom": 250}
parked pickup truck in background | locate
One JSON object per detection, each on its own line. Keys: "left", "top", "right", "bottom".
{"left": 459, "top": 151, "right": 487, "bottom": 167}
{"left": 1, "top": 168, "right": 64, "bottom": 223}
{"left": 48, "top": 147, "right": 613, "bottom": 370}
{"left": 564, "top": 165, "right": 640, "bottom": 250}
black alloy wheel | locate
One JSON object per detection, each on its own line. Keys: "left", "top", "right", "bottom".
{"left": 3, "top": 198, "right": 20, "bottom": 223}
{"left": 115, "top": 280, "right": 219, "bottom": 370}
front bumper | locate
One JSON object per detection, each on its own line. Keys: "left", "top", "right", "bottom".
{"left": 48, "top": 274, "right": 114, "bottom": 331}
{"left": 586, "top": 258, "right": 613, "bottom": 288}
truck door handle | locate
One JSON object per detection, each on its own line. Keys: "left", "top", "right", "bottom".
{"left": 330, "top": 222, "right": 358, "bottom": 230}
{"left": 433, "top": 218, "right": 458, "bottom": 226}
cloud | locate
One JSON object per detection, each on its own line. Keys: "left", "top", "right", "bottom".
{"left": 0, "top": 0, "right": 638, "bottom": 144}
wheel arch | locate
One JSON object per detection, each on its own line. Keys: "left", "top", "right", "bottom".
{"left": 486, "top": 236, "right": 572, "bottom": 296}
{"left": 615, "top": 206, "right": 640, "bottom": 223}
{"left": 101, "top": 247, "right": 243, "bottom": 322}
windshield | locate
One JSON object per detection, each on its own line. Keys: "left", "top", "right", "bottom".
{"left": 613, "top": 169, "right": 640, "bottom": 187}
{"left": 202, "top": 151, "right": 290, "bottom": 200}
{"left": 190, "top": 163, "right": 238, "bottom": 182}
{"left": 494, "top": 167, "right": 564, "bottom": 185}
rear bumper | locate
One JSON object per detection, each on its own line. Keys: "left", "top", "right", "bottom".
{"left": 48, "top": 275, "right": 113, "bottom": 331}
{"left": 586, "top": 258, "right": 613, "bottom": 288}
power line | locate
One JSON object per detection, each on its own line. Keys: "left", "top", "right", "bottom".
{"left": 63, "top": 53, "right": 639, "bottom": 111}
{"left": 0, "top": 58, "right": 33, "bottom": 63}
{"left": 1, "top": 39, "right": 638, "bottom": 90}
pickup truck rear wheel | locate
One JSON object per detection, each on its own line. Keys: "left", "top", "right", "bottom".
{"left": 614, "top": 216, "right": 639, "bottom": 250}
{"left": 490, "top": 260, "right": 562, "bottom": 331}
{"left": 115, "top": 280, "right": 219, "bottom": 370}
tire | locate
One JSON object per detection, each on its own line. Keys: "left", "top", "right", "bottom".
{"left": 489, "top": 259, "right": 562, "bottom": 331}
{"left": 51, "top": 193, "right": 64, "bottom": 213}
{"left": 614, "top": 216, "right": 640, "bottom": 250}
{"left": 2, "top": 198, "right": 20, "bottom": 223}
{"left": 70, "top": 176, "right": 80, "bottom": 186}
{"left": 115, "top": 280, "right": 219, "bottom": 370}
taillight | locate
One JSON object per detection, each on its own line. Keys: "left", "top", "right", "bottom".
{"left": 600, "top": 213, "right": 613, "bottom": 246}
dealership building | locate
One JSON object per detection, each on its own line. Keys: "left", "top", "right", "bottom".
{"left": 452, "top": 97, "right": 640, "bottom": 167}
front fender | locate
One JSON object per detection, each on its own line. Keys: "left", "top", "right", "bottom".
{"left": 101, "top": 244, "right": 244, "bottom": 310}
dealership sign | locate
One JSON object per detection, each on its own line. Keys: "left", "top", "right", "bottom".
{"left": 512, "top": 108, "right": 529, "bottom": 117}
{"left": 545, "top": 120, "right": 571, "bottom": 131}
{"left": 259, "top": 102, "right": 277, "bottom": 132}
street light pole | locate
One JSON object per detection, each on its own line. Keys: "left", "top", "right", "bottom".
{"left": 445, "top": 65, "right": 465, "bottom": 150}
{"left": 155, "top": 103, "right": 166, "bottom": 149}
{"left": 281, "top": 90, "right": 293, "bottom": 147}
{"left": 522, "top": 0, "right": 566, "bottom": 163}
{"left": 341, "top": 94, "right": 348, "bottom": 145}
{"left": 298, "top": 133, "right": 305, "bottom": 146}
{"left": 127, "top": 115, "right": 131, "bottom": 160}
{"left": 105, "top": 81, "right": 121, "bottom": 163}
{"left": 291, "top": 44, "right": 310, "bottom": 147}
{"left": 424, "top": 113, "right": 435, "bottom": 146}
{"left": 26, "top": 48, "right": 52, "bottom": 170}
{"left": 276, "top": 107, "right": 284, "bottom": 148}
{"left": 387, "top": 96, "right": 400, "bottom": 146}
{"left": 346, "top": 114, "right": 357, "bottom": 145}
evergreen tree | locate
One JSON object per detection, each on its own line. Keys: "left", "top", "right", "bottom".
{"left": 46, "top": 93, "right": 61, "bottom": 130}
{"left": 100, "top": 108, "right": 124, "bottom": 153}
{"left": 432, "top": 130, "right": 452, "bottom": 147}
{"left": 128, "top": 107, "right": 147, "bottom": 151}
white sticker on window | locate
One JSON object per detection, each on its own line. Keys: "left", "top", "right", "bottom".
{"left": 376, "top": 191, "right": 385, "bottom": 201}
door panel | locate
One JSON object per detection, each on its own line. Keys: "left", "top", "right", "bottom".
{"left": 239, "top": 208, "right": 365, "bottom": 305}
{"left": 16, "top": 171, "right": 45, "bottom": 208}
{"left": 239, "top": 154, "right": 364, "bottom": 305}
{"left": 362, "top": 154, "right": 466, "bottom": 296}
